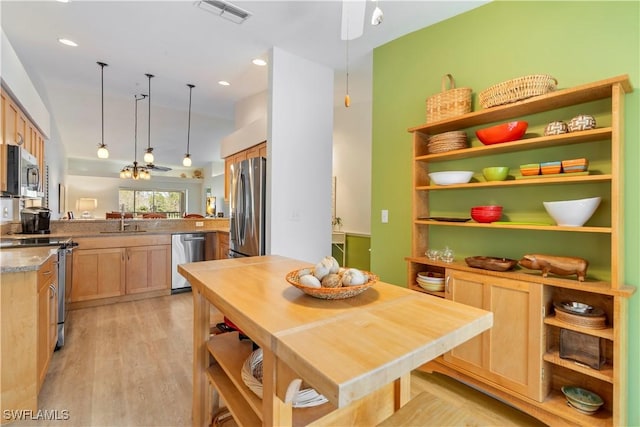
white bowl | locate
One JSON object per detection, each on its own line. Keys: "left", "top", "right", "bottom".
{"left": 543, "top": 197, "right": 602, "bottom": 227}
{"left": 429, "top": 171, "right": 474, "bottom": 185}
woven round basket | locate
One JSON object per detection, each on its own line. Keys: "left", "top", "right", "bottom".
{"left": 241, "top": 348, "right": 329, "bottom": 408}
{"left": 479, "top": 74, "right": 558, "bottom": 109}
{"left": 286, "top": 269, "right": 378, "bottom": 300}
{"left": 425, "top": 74, "right": 472, "bottom": 123}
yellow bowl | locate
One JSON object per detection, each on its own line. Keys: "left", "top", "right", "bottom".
{"left": 483, "top": 166, "right": 509, "bottom": 181}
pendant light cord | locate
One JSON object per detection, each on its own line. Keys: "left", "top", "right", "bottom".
{"left": 98, "top": 62, "right": 107, "bottom": 146}
{"left": 145, "top": 74, "right": 154, "bottom": 152}
{"left": 186, "top": 84, "right": 195, "bottom": 155}
{"left": 134, "top": 94, "right": 147, "bottom": 162}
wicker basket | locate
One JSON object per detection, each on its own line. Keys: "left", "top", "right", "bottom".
{"left": 286, "top": 269, "right": 377, "bottom": 300}
{"left": 479, "top": 74, "right": 558, "bottom": 109}
{"left": 425, "top": 74, "right": 472, "bottom": 123}
{"left": 241, "top": 348, "right": 329, "bottom": 408}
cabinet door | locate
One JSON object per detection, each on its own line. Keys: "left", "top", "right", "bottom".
{"left": 125, "top": 245, "right": 171, "bottom": 294}
{"left": 71, "top": 248, "right": 125, "bottom": 302}
{"left": 37, "top": 277, "right": 50, "bottom": 389}
{"left": 445, "top": 270, "right": 545, "bottom": 401}
{"left": 216, "top": 232, "right": 229, "bottom": 259}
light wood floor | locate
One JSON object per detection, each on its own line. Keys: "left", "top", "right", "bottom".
{"left": 21, "top": 292, "right": 544, "bottom": 427}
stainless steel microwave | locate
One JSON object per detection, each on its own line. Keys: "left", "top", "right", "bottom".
{"left": 6, "top": 145, "right": 40, "bottom": 197}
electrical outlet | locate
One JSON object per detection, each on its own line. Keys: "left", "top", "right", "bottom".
{"left": 381, "top": 209, "right": 389, "bottom": 223}
{"left": 195, "top": 221, "right": 204, "bottom": 227}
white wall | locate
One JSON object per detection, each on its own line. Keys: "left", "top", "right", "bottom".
{"left": 267, "top": 47, "right": 334, "bottom": 263}
{"left": 332, "top": 101, "right": 372, "bottom": 235}
{"left": 235, "top": 91, "right": 268, "bottom": 129}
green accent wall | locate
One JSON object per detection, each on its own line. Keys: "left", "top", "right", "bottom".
{"left": 332, "top": 233, "right": 371, "bottom": 271}
{"left": 371, "top": 1, "right": 639, "bottom": 424}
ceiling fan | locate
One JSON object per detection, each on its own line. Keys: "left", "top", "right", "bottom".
{"left": 145, "top": 162, "right": 172, "bottom": 172}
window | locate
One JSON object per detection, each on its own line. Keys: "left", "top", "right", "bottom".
{"left": 119, "top": 189, "right": 185, "bottom": 218}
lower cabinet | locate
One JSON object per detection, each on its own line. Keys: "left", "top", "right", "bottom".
{"left": 71, "top": 248, "right": 125, "bottom": 302}
{"left": 125, "top": 245, "right": 171, "bottom": 294}
{"left": 37, "top": 255, "right": 58, "bottom": 391}
{"left": 216, "top": 232, "right": 229, "bottom": 259}
{"left": 443, "top": 269, "right": 548, "bottom": 402}
{"left": 71, "top": 235, "right": 171, "bottom": 305}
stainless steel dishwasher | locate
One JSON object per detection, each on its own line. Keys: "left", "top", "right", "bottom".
{"left": 171, "top": 233, "right": 205, "bottom": 293}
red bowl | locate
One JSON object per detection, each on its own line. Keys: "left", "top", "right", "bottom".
{"left": 476, "top": 121, "right": 528, "bottom": 145}
{"left": 471, "top": 205, "right": 503, "bottom": 212}
{"left": 471, "top": 210, "right": 502, "bottom": 223}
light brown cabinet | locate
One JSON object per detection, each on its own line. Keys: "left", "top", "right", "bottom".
{"left": 125, "top": 245, "right": 171, "bottom": 294}
{"left": 37, "top": 255, "right": 58, "bottom": 390}
{"left": 216, "top": 231, "right": 229, "bottom": 259}
{"left": 0, "top": 88, "right": 46, "bottom": 193}
{"left": 443, "top": 269, "right": 547, "bottom": 402}
{"left": 1, "top": 253, "right": 58, "bottom": 417}
{"left": 70, "top": 235, "right": 171, "bottom": 308}
{"left": 406, "top": 76, "right": 635, "bottom": 426}
{"left": 71, "top": 248, "right": 125, "bottom": 302}
{"left": 224, "top": 141, "right": 266, "bottom": 200}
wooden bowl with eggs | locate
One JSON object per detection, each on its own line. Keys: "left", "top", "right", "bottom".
{"left": 286, "top": 256, "right": 378, "bottom": 300}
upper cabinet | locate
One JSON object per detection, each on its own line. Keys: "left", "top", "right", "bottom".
{"left": 406, "top": 75, "right": 635, "bottom": 427}
{"left": 223, "top": 141, "right": 266, "bottom": 200}
{"left": 0, "top": 88, "right": 46, "bottom": 192}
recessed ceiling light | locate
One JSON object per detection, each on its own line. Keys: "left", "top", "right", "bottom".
{"left": 58, "top": 38, "right": 78, "bottom": 47}
{"left": 218, "top": 81, "right": 230, "bottom": 86}
{"left": 252, "top": 58, "right": 267, "bottom": 66}
{"left": 57, "top": 0, "right": 70, "bottom": 3}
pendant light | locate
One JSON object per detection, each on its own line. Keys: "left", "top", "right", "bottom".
{"left": 344, "top": 28, "right": 351, "bottom": 108}
{"left": 120, "top": 94, "right": 150, "bottom": 180}
{"left": 183, "top": 84, "right": 195, "bottom": 167}
{"left": 96, "top": 61, "right": 109, "bottom": 158}
{"left": 143, "top": 73, "right": 155, "bottom": 164}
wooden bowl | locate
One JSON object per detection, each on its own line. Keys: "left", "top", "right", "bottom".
{"left": 286, "top": 269, "right": 378, "bottom": 300}
{"left": 465, "top": 256, "right": 518, "bottom": 271}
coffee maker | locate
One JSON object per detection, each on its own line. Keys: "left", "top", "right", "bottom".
{"left": 21, "top": 207, "right": 51, "bottom": 234}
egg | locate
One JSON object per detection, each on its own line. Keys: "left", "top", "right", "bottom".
{"left": 341, "top": 268, "right": 366, "bottom": 286}
{"left": 299, "top": 274, "right": 321, "bottom": 288}
{"left": 321, "top": 273, "right": 342, "bottom": 288}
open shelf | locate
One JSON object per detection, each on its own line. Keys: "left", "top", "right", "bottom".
{"left": 542, "top": 389, "right": 612, "bottom": 427}
{"left": 206, "top": 365, "right": 262, "bottom": 427}
{"left": 543, "top": 349, "right": 613, "bottom": 383}
{"left": 417, "top": 173, "right": 612, "bottom": 190}
{"left": 544, "top": 316, "right": 614, "bottom": 340}
{"left": 414, "top": 219, "right": 611, "bottom": 234}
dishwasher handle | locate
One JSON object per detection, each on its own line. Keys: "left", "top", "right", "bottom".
{"left": 183, "top": 236, "right": 205, "bottom": 241}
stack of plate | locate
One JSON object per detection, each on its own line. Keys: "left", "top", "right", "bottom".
{"left": 416, "top": 272, "right": 445, "bottom": 292}
{"left": 427, "top": 131, "right": 468, "bottom": 154}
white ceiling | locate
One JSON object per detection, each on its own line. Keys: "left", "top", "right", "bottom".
{"left": 1, "top": 0, "right": 486, "bottom": 171}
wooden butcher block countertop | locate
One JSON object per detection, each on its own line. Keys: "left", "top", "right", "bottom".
{"left": 179, "top": 255, "right": 493, "bottom": 411}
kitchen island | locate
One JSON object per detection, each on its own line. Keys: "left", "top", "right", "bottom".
{"left": 179, "top": 255, "right": 493, "bottom": 426}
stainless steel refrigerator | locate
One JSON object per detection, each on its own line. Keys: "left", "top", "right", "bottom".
{"left": 229, "top": 157, "right": 266, "bottom": 258}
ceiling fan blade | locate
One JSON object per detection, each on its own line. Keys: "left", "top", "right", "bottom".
{"left": 147, "top": 163, "right": 172, "bottom": 172}
{"left": 341, "top": 0, "right": 366, "bottom": 41}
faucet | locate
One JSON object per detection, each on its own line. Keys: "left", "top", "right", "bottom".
{"left": 120, "top": 204, "right": 129, "bottom": 232}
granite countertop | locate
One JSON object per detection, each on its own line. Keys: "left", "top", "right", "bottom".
{"left": 0, "top": 246, "right": 58, "bottom": 273}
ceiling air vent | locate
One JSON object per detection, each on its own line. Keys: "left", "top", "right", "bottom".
{"left": 196, "top": 0, "right": 252, "bottom": 24}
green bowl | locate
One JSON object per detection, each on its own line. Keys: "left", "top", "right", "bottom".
{"left": 483, "top": 166, "right": 510, "bottom": 181}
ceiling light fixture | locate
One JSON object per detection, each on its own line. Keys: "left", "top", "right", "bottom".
{"left": 371, "top": 0, "right": 383, "bottom": 26}
{"left": 183, "top": 84, "right": 195, "bottom": 167}
{"left": 195, "top": 0, "right": 252, "bottom": 24}
{"left": 218, "top": 80, "right": 230, "bottom": 86}
{"left": 58, "top": 38, "right": 78, "bottom": 47}
{"left": 252, "top": 58, "right": 267, "bottom": 66}
{"left": 143, "top": 73, "right": 155, "bottom": 164}
{"left": 96, "top": 62, "right": 109, "bottom": 159}
{"left": 120, "top": 94, "right": 150, "bottom": 180}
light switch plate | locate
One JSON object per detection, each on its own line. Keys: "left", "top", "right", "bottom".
{"left": 381, "top": 209, "right": 389, "bottom": 223}
{"left": 195, "top": 221, "right": 204, "bottom": 227}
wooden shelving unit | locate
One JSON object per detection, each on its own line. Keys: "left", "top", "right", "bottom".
{"left": 406, "top": 75, "right": 635, "bottom": 426}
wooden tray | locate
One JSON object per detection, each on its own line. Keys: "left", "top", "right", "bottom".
{"left": 465, "top": 256, "right": 518, "bottom": 272}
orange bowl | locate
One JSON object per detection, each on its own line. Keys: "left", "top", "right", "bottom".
{"left": 476, "top": 121, "right": 528, "bottom": 145}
